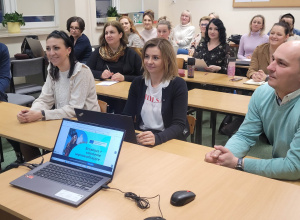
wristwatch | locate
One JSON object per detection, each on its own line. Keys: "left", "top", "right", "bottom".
{"left": 235, "top": 158, "right": 244, "bottom": 171}
{"left": 41, "top": 110, "right": 46, "bottom": 121}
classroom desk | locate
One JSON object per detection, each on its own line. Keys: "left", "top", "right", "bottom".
{"left": 94, "top": 80, "right": 131, "bottom": 100}
{"left": 188, "top": 89, "right": 251, "bottom": 146}
{"left": 0, "top": 102, "right": 60, "bottom": 151}
{"left": 2, "top": 142, "right": 300, "bottom": 219}
{"left": 182, "top": 70, "right": 257, "bottom": 91}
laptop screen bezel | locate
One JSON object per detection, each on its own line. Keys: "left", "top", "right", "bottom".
{"left": 50, "top": 118, "right": 125, "bottom": 179}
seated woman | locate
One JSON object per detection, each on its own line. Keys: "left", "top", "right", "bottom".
{"left": 173, "top": 10, "right": 195, "bottom": 54}
{"left": 238, "top": 15, "right": 269, "bottom": 60}
{"left": 16, "top": 30, "right": 100, "bottom": 161}
{"left": 67, "top": 16, "right": 92, "bottom": 63}
{"left": 193, "top": 18, "right": 230, "bottom": 74}
{"left": 247, "top": 22, "right": 289, "bottom": 81}
{"left": 123, "top": 38, "right": 189, "bottom": 146}
{"left": 156, "top": 16, "right": 178, "bottom": 53}
{"left": 86, "top": 21, "right": 142, "bottom": 82}
{"left": 119, "top": 15, "right": 144, "bottom": 48}
{"left": 140, "top": 9, "right": 157, "bottom": 43}
{"left": 190, "top": 16, "right": 211, "bottom": 49}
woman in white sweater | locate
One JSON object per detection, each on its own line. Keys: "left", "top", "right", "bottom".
{"left": 173, "top": 10, "right": 195, "bottom": 54}
{"left": 17, "top": 30, "right": 99, "bottom": 123}
{"left": 140, "top": 9, "right": 157, "bottom": 43}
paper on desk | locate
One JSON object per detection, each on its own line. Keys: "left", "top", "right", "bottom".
{"left": 195, "top": 58, "right": 208, "bottom": 71}
{"left": 97, "top": 81, "right": 118, "bottom": 86}
{"left": 243, "top": 79, "right": 266, "bottom": 86}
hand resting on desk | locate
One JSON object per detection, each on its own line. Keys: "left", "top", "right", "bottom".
{"left": 137, "top": 131, "right": 155, "bottom": 146}
{"left": 17, "top": 109, "right": 43, "bottom": 123}
{"left": 205, "top": 145, "right": 239, "bottom": 169}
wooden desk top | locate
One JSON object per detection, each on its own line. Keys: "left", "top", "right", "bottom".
{"left": 95, "top": 81, "right": 131, "bottom": 100}
{"left": 182, "top": 70, "right": 257, "bottom": 91}
{"left": 0, "top": 102, "right": 60, "bottom": 151}
{"left": 2, "top": 142, "right": 300, "bottom": 219}
{"left": 188, "top": 89, "right": 251, "bottom": 116}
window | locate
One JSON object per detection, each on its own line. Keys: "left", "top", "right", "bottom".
{"left": 1, "top": 0, "right": 58, "bottom": 28}
{"left": 96, "top": 0, "right": 113, "bottom": 26}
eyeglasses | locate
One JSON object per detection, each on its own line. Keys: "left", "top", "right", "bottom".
{"left": 70, "top": 27, "right": 80, "bottom": 31}
{"left": 200, "top": 23, "right": 208, "bottom": 27}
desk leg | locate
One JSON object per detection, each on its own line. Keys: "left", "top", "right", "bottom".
{"left": 211, "top": 112, "right": 217, "bottom": 147}
{"left": 195, "top": 109, "right": 203, "bottom": 144}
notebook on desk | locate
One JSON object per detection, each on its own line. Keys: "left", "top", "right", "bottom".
{"left": 10, "top": 118, "right": 125, "bottom": 206}
{"left": 75, "top": 108, "right": 138, "bottom": 144}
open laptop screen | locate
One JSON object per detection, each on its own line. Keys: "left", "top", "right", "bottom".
{"left": 50, "top": 119, "right": 124, "bottom": 177}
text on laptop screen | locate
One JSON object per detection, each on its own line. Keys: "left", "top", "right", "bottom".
{"left": 51, "top": 120, "right": 124, "bottom": 176}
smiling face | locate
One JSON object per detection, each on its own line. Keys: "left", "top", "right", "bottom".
{"left": 157, "top": 24, "right": 171, "bottom": 40}
{"left": 143, "top": 15, "right": 153, "bottom": 30}
{"left": 104, "top": 25, "right": 123, "bottom": 47}
{"left": 120, "top": 18, "right": 131, "bottom": 33}
{"left": 208, "top": 22, "right": 219, "bottom": 41}
{"left": 251, "top": 17, "right": 263, "bottom": 32}
{"left": 181, "top": 12, "right": 190, "bottom": 25}
{"left": 269, "top": 25, "right": 288, "bottom": 47}
{"left": 144, "top": 46, "right": 164, "bottom": 77}
{"left": 46, "top": 37, "right": 71, "bottom": 70}
{"left": 267, "top": 41, "right": 300, "bottom": 98}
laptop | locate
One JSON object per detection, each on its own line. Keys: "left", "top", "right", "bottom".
{"left": 75, "top": 108, "right": 138, "bottom": 144}
{"left": 10, "top": 118, "right": 125, "bottom": 206}
{"left": 25, "top": 37, "right": 45, "bottom": 58}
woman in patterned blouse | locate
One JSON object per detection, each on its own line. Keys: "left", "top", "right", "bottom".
{"left": 193, "top": 18, "right": 230, "bottom": 74}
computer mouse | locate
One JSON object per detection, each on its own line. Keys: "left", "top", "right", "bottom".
{"left": 170, "top": 190, "right": 196, "bottom": 206}
{"left": 144, "top": 217, "right": 166, "bottom": 220}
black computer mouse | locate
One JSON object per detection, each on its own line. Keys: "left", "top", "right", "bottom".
{"left": 170, "top": 190, "right": 196, "bottom": 206}
{"left": 144, "top": 217, "right": 166, "bottom": 220}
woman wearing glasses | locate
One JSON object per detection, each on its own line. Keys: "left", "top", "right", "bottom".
{"left": 67, "top": 16, "right": 92, "bottom": 63}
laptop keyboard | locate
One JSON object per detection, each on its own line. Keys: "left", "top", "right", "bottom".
{"left": 34, "top": 164, "right": 103, "bottom": 191}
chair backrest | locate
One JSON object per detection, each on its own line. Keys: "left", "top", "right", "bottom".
{"left": 11, "top": 57, "right": 45, "bottom": 77}
{"left": 187, "top": 115, "right": 196, "bottom": 135}
{"left": 131, "top": 47, "right": 143, "bottom": 58}
{"left": 177, "top": 58, "right": 184, "bottom": 69}
{"left": 98, "top": 100, "right": 108, "bottom": 113}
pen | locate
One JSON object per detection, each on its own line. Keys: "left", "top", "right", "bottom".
{"left": 106, "top": 64, "right": 111, "bottom": 72}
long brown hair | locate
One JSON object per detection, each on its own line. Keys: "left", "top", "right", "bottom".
{"left": 119, "top": 16, "right": 142, "bottom": 40}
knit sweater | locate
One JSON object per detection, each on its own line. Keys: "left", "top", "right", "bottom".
{"left": 173, "top": 23, "right": 195, "bottom": 49}
{"left": 31, "top": 62, "right": 100, "bottom": 120}
{"left": 237, "top": 31, "right": 269, "bottom": 59}
{"left": 225, "top": 84, "right": 300, "bottom": 180}
{"left": 140, "top": 28, "right": 157, "bottom": 43}
{"left": 127, "top": 32, "right": 144, "bottom": 48}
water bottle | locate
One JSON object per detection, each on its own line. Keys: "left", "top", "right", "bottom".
{"left": 227, "top": 57, "right": 236, "bottom": 78}
{"left": 187, "top": 58, "right": 195, "bottom": 78}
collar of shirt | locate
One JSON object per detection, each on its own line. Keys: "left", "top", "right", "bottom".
{"left": 250, "top": 30, "right": 261, "bottom": 37}
{"left": 275, "top": 87, "right": 300, "bottom": 106}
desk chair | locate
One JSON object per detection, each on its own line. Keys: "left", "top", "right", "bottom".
{"left": 10, "top": 57, "right": 45, "bottom": 95}
{"left": 98, "top": 100, "right": 108, "bottom": 113}
{"left": 187, "top": 115, "right": 196, "bottom": 143}
{"left": 177, "top": 58, "right": 184, "bottom": 69}
{"left": 131, "top": 47, "right": 142, "bottom": 58}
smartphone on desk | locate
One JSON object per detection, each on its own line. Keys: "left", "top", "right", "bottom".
{"left": 230, "top": 77, "right": 243, "bottom": 82}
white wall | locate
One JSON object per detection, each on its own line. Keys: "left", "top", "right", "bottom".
{"left": 159, "top": 0, "right": 300, "bottom": 37}
{"left": 2, "top": 0, "right": 300, "bottom": 55}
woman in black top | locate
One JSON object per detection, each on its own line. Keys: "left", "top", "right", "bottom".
{"left": 87, "top": 21, "right": 142, "bottom": 82}
{"left": 123, "top": 38, "right": 189, "bottom": 146}
{"left": 193, "top": 18, "right": 230, "bottom": 74}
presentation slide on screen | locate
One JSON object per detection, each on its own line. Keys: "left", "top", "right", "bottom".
{"left": 62, "top": 128, "right": 111, "bottom": 166}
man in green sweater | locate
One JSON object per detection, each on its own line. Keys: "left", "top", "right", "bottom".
{"left": 205, "top": 40, "right": 300, "bottom": 180}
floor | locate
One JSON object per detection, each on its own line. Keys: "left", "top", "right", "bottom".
{"left": 0, "top": 111, "right": 272, "bottom": 171}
